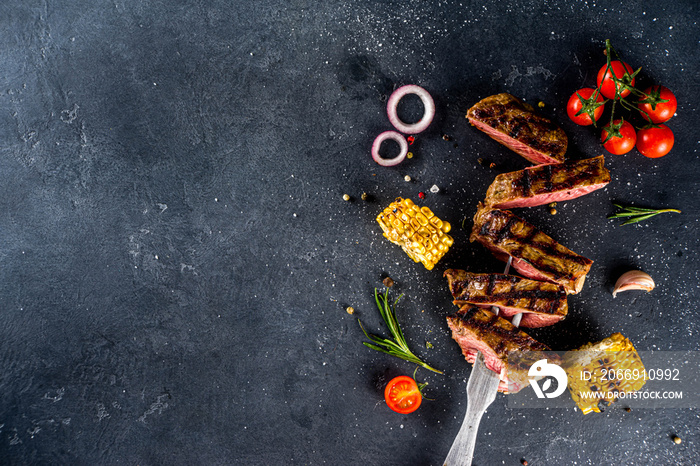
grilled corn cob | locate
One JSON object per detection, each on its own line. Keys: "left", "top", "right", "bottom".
{"left": 563, "top": 333, "right": 646, "bottom": 415}
{"left": 376, "top": 197, "right": 453, "bottom": 270}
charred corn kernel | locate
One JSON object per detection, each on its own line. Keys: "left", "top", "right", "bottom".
{"left": 376, "top": 197, "right": 453, "bottom": 270}
{"left": 563, "top": 333, "right": 646, "bottom": 415}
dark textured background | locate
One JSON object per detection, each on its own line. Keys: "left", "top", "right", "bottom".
{"left": 1, "top": 1, "right": 698, "bottom": 464}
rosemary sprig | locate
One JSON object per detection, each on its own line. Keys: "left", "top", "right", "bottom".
{"left": 358, "top": 288, "right": 443, "bottom": 374}
{"left": 608, "top": 203, "right": 681, "bottom": 225}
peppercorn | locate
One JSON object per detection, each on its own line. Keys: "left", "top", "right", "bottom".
{"left": 382, "top": 277, "right": 394, "bottom": 288}
{"left": 550, "top": 208, "right": 557, "bottom": 215}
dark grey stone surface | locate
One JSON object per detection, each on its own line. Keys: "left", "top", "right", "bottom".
{"left": 1, "top": 0, "right": 698, "bottom": 464}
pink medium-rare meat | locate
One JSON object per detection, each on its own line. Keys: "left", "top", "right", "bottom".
{"left": 444, "top": 269, "right": 568, "bottom": 328}
{"left": 446, "top": 306, "right": 552, "bottom": 393}
{"left": 470, "top": 204, "right": 593, "bottom": 294}
{"left": 466, "top": 93, "right": 568, "bottom": 165}
{"left": 484, "top": 155, "right": 611, "bottom": 209}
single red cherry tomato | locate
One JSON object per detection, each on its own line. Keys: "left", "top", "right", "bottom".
{"left": 601, "top": 120, "right": 637, "bottom": 155}
{"left": 566, "top": 88, "right": 604, "bottom": 126}
{"left": 636, "top": 124, "right": 674, "bottom": 158}
{"left": 638, "top": 85, "right": 677, "bottom": 123}
{"left": 384, "top": 375, "right": 422, "bottom": 414}
{"left": 597, "top": 61, "right": 635, "bottom": 99}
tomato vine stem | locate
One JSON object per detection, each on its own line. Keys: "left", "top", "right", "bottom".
{"left": 600, "top": 39, "right": 669, "bottom": 133}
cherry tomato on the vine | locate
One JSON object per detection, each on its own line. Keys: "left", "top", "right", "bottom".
{"left": 601, "top": 120, "right": 636, "bottom": 155}
{"left": 597, "top": 61, "right": 635, "bottom": 99}
{"left": 636, "top": 124, "right": 674, "bottom": 158}
{"left": 384, "top": 375, "right": 422, "bottom": 414}
{"left": 566, "top": 88, "right": 605, "bottom": 126}
{"left": 638, "top": 85, "right": 677, "bottom": 124}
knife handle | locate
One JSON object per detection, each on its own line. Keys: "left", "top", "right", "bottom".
{"left": 442, "top": 403, "right": 484, "bottom": 466}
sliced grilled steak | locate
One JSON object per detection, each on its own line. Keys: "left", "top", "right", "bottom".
{"left": 444, "top": 269, "right": 568, "bottom": 328}
{"left": 446, "top": 306, "right": 551, "bottom": 393}
{"left": 466, "top": 93, "right": 567, "bottom": 165}
{"left": 470, "top": 204, "right": 593, "bottom": 294}
{"left": 484, "top": 155, "right": 611, "bottom": 209}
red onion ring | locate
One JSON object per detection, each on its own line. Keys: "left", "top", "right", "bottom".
{"left": 371, "top": 131, "right": 408, "bottom": 166}
{"left": 386, "top": 85, "right": 435, "bottom": 134}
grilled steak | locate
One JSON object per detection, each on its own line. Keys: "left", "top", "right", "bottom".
{"left": 484, "top": 155, "right": 611, "bottom": 209}
{"left": 470, "top": 204, "right": 593, "bottom": 294}
{"left": 444, "top": 269, "right": 568, "bottom": 328}
{"left": 466, "top": 93, "right": 567, "bottom": 165}
{"left": 446, "top": 306, "right": 551, "bottom": 393}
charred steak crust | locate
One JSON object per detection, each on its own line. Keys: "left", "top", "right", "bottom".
{"left": 448, "top": 306, "right": 550, "bottom": 355}
{"left": 443, "top": 269, "right": 568, "bottom": 323}
{"left": 446, "top": 306, "right": 552, "bottom": 393}
{"left": 467, "top": 93, "right": 567, "bottom": 164}
{"left": 484, "top": 155, "right": 611, "bottom": 209}
{"left": 470, "top": 204, "right": 593, "bottom": 294}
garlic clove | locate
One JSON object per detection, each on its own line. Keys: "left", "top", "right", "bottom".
{"left": 612, "top": 270, "right": 655, "bottom": 297}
